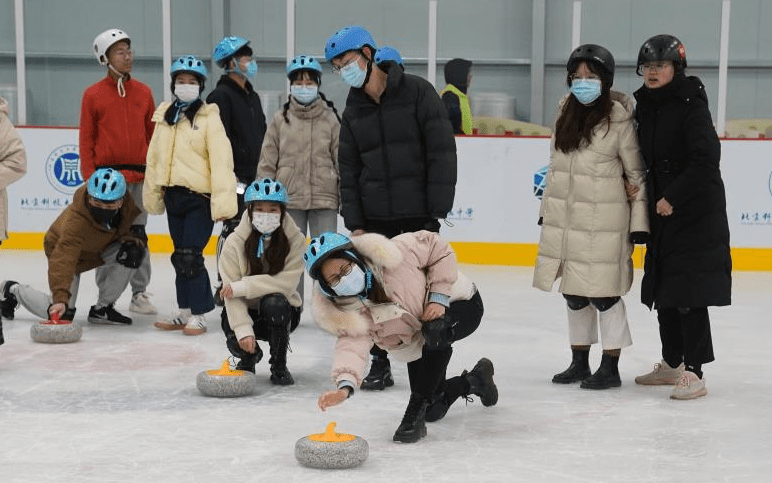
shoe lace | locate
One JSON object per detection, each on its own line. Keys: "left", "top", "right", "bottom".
{"left": 402, "top": 395, "right": 426, "bottom": 420}
{"left": 676, "top": 373, "right": 692, "bottom": 387}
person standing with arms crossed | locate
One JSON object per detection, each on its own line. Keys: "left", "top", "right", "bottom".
{"left": 207, "top": 36, "right": 268, "bottom": 307}
{"left": 79, "top": 28, "right": 157, "bottom": 319}
{"left": 324, "top": 25, "right": 457, "bottom": 390}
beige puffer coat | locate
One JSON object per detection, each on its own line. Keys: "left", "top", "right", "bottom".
{"left": 257, "top": 96, "right": 339, "bottom": 211}
{"left": 0, "top": 97, "right": 26, "bottom": 241}
{"left": 533, "top": 91, "right": 648, "bottom": 297}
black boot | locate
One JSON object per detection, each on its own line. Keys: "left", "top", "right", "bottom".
{"left": 361, "top": 355, "right": 394, "bottom": 390}
{"left": 0, "top": 280, "right": 19, "bottom": 320}
{"left": 269, "top": 329, "right": 294, "bottom": 385}
{"left": 236, "top": 345, "right": 263, "bottom": 373}
{"left": 392, "top": 393, "right": 429, "bottom": 443}
{"left": 463, "top": 358, "right": 498, "bottom": 406}
{"left": 552, "top": 349, "right": 591, "bottom": 384}
{"left": 580, "top": 353, "right": 621, "bottom": 389}
{"left": 425, "top": 392, "right": 450, "bottom": 422}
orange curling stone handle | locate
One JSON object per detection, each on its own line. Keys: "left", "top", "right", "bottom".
{"left": 42, "top": 312, "right": 71, "bottom": 325}
{"left": 308, "top": 422, "right": 356, "bottom": 442}
{"left": 205, "top": 358, "right": 246, "bottom": 377}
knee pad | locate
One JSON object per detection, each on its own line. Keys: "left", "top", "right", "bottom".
{"left": 421, "top": 314, "right": 457, "bottom": 351}
{"left": 590, "top": 296, "right": 620, "bottom": 312}
{"left": 170, "top": 248, "right": 205, "bottom": 279}
{"left": 129, "top": 225, "right": 148, "bottom": 244}
{"left": 563, "top": 294, "right": 590, "bottom": 311}
{"left": 259, "top": 294, "right": 294, "bottom": 330}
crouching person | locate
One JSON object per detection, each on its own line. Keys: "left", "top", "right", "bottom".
{"left": 0, "top": 168, "right": 145, "bottom": 324}
{"left": 219, "top": 178, "right": 305, "bottom": 385}
{"left": 304, "top": 230, "right": 498, "bottom": 443}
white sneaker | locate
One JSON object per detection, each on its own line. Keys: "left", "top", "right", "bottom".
{"left": 635, "top": 360, "right": 685, "bottom": 385}
{"left": 129, "top": 292, "right": 158, "bottom": 315}
{"left": 183, "top": 314, "right": 207, "bottom": 336}
{"left": 671, "top": 371, "right": 707, "bottom": 400}
{"left": 154, "top": 310, "right": 190, "bottom": 331}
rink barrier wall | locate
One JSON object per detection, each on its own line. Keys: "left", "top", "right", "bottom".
{"left": 4, "top": 129, "right": 772, "bottom": 270}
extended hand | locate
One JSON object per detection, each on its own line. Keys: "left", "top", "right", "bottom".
{"left": 220, "top": 284, "right": 234, "bottom": 300}
{"left": 421, "top": 302, "right": 446, "bottom": 321}
{"left": 48, "top": 303, "right": 66, "bottom": 317}
{"left": 238, "top": 335, "right": 257, "bottom": 353}
{"left": 318, "top": 389, "right": 348, "bottom": 411}
{"left": 656, "top": 198, "right": 673, "bottom": 216}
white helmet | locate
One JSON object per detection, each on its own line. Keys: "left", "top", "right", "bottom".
{"left": 93, "top": 28, "right": 131, "bottom": 66}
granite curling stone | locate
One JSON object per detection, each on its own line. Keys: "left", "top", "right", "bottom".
{"left": 196, "top": 359, "right": 258, "bottom": 397}
{"left": 295, "top": 422, "right": 369, "bottom": 469}
{"left": 30, "top": 314, "right": 83, "bottom": 344}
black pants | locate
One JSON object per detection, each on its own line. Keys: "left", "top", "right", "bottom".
{"left": 367, "top": 216, "right": 441, "bottom": 360}
{"left": 657, "top": 307, "right": 715, "bottom": 368}
{"left": 406, "top": 290, "right": 484, "bottom": 404}
{"left": 220, "top": 298, "right": 301, "bottom": 358}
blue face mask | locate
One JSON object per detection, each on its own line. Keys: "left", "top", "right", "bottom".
{"left": 333, "top": 265, "right": 366, "bottom": 297}
{"left": 291, "top": 85, "right": 319, "bottom": 105}
{"left": 233, "top": 59, "right": 258, "bottom": 79}
{"left": 570, "top": 78, "right": 602, "bottom": 105}
{"left": 341, "top": 60, "right": 367, "bottom": 88}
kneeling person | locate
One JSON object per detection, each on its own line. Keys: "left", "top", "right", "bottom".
{"left": 0, "top": 168, "right": 145, "bottom": 324}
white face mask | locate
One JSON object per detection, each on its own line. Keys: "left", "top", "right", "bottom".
{"left": 174, "top": 83, "right": 200, "bottom": 103}
{"left": 333, "top": 265, "right": 366, "bottom": 297}
{"left": 251, "top": 212, "right": 281, "bottom": 234}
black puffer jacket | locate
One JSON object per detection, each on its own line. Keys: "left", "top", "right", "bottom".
{"left": 338, "top": 63, "right": 457, "bottom": 231}
{"left": 634, "top": 75, "right": 731, "bottom": 309}
{"left": 206, "top": 75, "right": 267, "bottom": 183}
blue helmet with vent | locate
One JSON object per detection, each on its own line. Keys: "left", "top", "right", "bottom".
{"left": 374, "top": 46, "right": 403, "bottom": 66}
{"left": 171, "top": 55, "right": 208, "bottom": 81}
{"left": 303, "top": 232, "right": 354, "bottom": 280}
{"left": 324, "top": 25, "right": 377, "bottom": 62}
{"left": 213, "top": 36, "right": 250, "bottom": 64}
{"left": 87, "top": 168, "right": 126, "bottom": 202}
{"left": 244, "top": 178, "right": 289, "bottom": 205}
{"left": 287, "top": 55, "right": 322, "bottom": 77}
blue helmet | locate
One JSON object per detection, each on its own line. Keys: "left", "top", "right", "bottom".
{"left": 324, "top": 25, "right": 377, "bottom": 62}
{"left": 286, "top": 54, "right": 322, "bottom": 77}
{"left": 244, "top": 178, "right": 289, "bottom": 205}
{"left": 87, "top": 168, "right": 126, "bottom": 202}
{"left": 171, "top": 55, "right": 208, "bottom": 81}
{"left": 374, "top": 46, "right": 403, "bottom": 66}
{"left": 303, "top": 232, "right": 354, "bottom": 280}
{"left": 533, "top": 165, "right": 548, "bottom": 200}
{"left": 213, "top": 36, "right": 250, "bottom": 64}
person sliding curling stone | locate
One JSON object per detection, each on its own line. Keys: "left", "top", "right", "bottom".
{"left": 304, "top": 230, "right": 497, "bottom": 443}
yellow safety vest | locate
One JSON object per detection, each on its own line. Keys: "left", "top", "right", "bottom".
{"left": 439, "top": 84, "right": 473, "bottom": 135}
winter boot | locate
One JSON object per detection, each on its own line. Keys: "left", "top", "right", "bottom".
{"left": 236, "top": 345, "right": 263, "bottom": 374}
{"left": 269, "top": 328, "right": 294, "bottom": 385}
{"left": 393, "top": 393, "right": 429, "bottom": 443}
{"left": 361, "top": 355, "right": 395, "bottom": 390}
{"left": 552, "top": 348, "right": 591, "bottom": 384}
{"left": 425, "top": 392, "right": 451, "bottom": 423}
{"left": 463, "top": 358, "right": 498, "bottom": 406}
{"left": 0, "top": 280, "right": 19, "bottom": 320}
{"left": 580, "top": 353, "right": 621, "bottom": 389}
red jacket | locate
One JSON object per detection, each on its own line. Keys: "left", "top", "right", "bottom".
{"left": 79, "top": 76, "right": 155, "bottom": 184}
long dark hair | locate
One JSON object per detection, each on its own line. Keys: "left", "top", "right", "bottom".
{"left": 164, "top": 72, "right": 205, "bottom": 125}
{"left": 282, "top": 70, "right": 341, "bottom": 124}
{"left": 554, "top": 60, "right": 613, "bottom": 153}
{"left": 243, "top": 204, "right": 290, "bottom": 275}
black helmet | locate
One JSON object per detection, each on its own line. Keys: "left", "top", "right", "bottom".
{"left": 636, "top": 34, "right": 687, "bottom": 75}
{"left": 567, "top": 44, "right": 615, "bottom": 85}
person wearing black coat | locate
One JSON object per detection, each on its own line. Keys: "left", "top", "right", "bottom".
{"left": 632, "top": 34, "right": 731, "bottom": 400}
{"left": 324, "top": 25, "right": 457, "bottom": 395}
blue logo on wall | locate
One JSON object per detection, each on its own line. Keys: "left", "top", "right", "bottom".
{"left": 46, "top": 145, "right": 83, "bottom": 195}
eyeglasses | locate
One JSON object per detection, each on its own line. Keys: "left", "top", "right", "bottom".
{"left": 326, "top": 261, "right": 353, "bottom": 287}
{"left": 569, "top": 73, "right": 600, "bottom": 82}
{"left": 331, "top": 54, "right": 361, "bottom": 74}
{"left": 641, "top": 62, "right": 671, "bottom": 73}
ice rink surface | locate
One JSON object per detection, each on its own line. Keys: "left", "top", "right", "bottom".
{"left": 0, "top": 251, "right": 770, "bottom": 483}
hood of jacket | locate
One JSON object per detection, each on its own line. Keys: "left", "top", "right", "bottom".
{"left": 444, "top": 58, "right": 472, "bottom": 93}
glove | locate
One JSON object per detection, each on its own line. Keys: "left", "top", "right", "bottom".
{"left": 629, "top": 231, "right": 649, "bottom": 245}
{"left": 129, "top": 225, "right": 148, "bottom": 245}
{"left": 421, "top": 314, "right": 457, "bottom": 351}
{"left": 116, "top": 241, "right": 145, "bottom": 268}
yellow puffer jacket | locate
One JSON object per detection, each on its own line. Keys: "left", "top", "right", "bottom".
{"left": 533, "top": 91, "right": 649, "bottom": 297}
{"left": 143, "top": 102, "right": 237, "bottom": 220}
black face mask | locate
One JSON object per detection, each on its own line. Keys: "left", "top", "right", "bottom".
{"left": 88, "top": 205, "right": 120, "bottom": 227}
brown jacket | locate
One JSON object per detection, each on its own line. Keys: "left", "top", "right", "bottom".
{"left": 44, "top": 186, "right": 141, "bottom": 304}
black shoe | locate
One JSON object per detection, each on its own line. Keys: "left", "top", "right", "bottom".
{"left": 213, "top": 284, "right": 224, "bottom": 307}
{"left": 236, "top": 346, "right": 263, "bottom": 373}
{"left": 552, "top": 349, "right": 591, "bottom": 384}
{"left": 361, "top": 356, "right": 394, "bottom": 390}
{"left": 464, "top": 358, "right": 498, "bottom": 406}
{"left": 393, "top": 393, "right": 429, "bottom": 443}
{"left": 61, "top": 307, "right": 77, "bottom": 322}
{"left": 0, "top": 280, "right": 19, "bottom": 320}
{"left": 87, "top": 304, "right": 132, "bottom": 325}
{"left": 580, "top": 353, "right": 621, "bottom": 390}
{"left": 425, "top": 393, "right": 450, "bottom": 423}
{"left": 270, "top": 365, "right": 295, "bottom": 385}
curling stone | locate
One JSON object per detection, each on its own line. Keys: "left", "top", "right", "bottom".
{"left": 295, "top": 422, "right": 369, "bottom": 469}
{"left": 30, "top": 313, "right": 83, "bottom": 344}
{"left": 196, "top": 359, "right": 258, "bottom": 397}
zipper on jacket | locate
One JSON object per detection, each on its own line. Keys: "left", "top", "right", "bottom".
{"left": 377, "top": 104, "right": 393, "bottom": 216}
